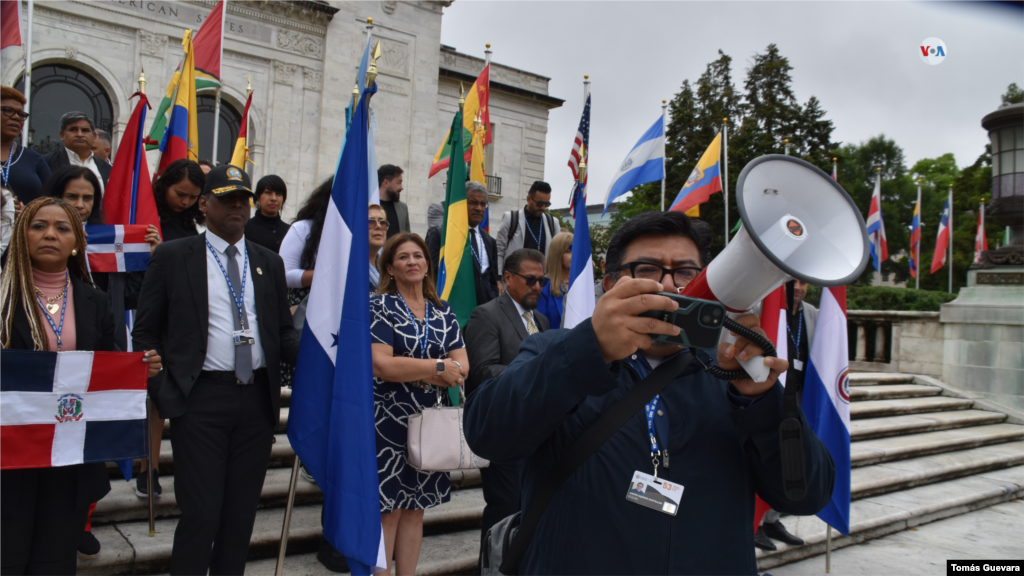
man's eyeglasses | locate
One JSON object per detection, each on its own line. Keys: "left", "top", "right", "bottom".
{"left": 531, "top": 200, "right": 552, "bottom": 208}
{"left": 617, "top": 262, "right": 703, "bottom": 286}
{"left": 512, "top": 272, "right": 550, "bottom": 288}
{"left": 1, "top": 106, "right": 29, "bottom": 121}
{"left": 369, "top": 218, "right": 390, "bottom": 229}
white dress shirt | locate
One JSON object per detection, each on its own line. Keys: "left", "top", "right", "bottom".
{"left": 469, "top": 225, "right": 490, "bottom": 274}
{"left": 65, "top": 147, "right": 105, "bottom": 193}
{"left": 279, "top": 218, "right": 312, "bottom": 288}
{"left": 202, "top": 231, "right": 266, "bottom": 372}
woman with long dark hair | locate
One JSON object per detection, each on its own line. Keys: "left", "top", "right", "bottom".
{"left": 279, "top": 176, "right": 333, "bottom": 292}
{"left": 42, "top": 166, "right": 105, "bottom": 225}
{"left": 0, "top": 197, "right": 161, "bottom": 574}
{"left": 152, "top": 159, "right": 205, "bottom": 242}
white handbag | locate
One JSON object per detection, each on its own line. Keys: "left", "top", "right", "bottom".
{"left": 407, "top": 386, "right": 489, "bottom": 472}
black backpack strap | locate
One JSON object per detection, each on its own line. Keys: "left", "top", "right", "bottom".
{"left": 498, "top": 352, "right": 693, "bottom": 574}
{"left": 507, "top": 210, "right": 519, "bottom": 245}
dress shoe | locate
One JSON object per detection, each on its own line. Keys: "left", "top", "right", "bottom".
{"left": 763, "top": 520, "right": 804, "bottom": 546}
{"left": 754, "top": 526, "right": 777, "bottom": 551}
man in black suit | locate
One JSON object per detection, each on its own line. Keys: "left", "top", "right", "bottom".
{"left": 463, "top": 248, "right": 550, "bottom": 561}
{"left": 43, "top": 111, "right": 111, "bottom": 187}
{"left": 133, "top": 164, "right": 299, "bottom": 575}
{"left": 427, "top": 181, "right": 501, "bottom": 305}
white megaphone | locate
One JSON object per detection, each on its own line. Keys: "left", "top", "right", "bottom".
{"left": 681, "top": 155, "right": 869, "bottom": 382}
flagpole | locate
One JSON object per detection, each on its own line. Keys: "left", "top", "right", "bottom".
{"left": 22, "top": 0, "right": 34, "bottom": 142}
{"left": 916, "top": 180, "right": 922, "bottom": 290}
{"left": 875, "top": 169, "right": 881, "bottom": 287}
{"left": 274, "top": 457, "right": 301, "bottom": 576}
{"left": 826, "top": 526, "right": 832, "bottom": 572}
{"left": 210, "top": 0, "right": 226, "bottom": 164}
{"left": 948, "top": 184, "right": 953, "bottom": 293}
{"left": 245, "top": 76, "right": 252, "bottom": 169}
{"left": 722, "top": 118, "right": 729, "bottom": 246}
{"left": 784, "top": 138, "right": 790, "bottom": 156}
{"left": 660, "top": 99, "right": 667, "bottom": 211}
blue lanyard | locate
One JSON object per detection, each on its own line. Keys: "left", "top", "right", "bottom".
{"left": 2, "top": 142, "right": 19, "bottom": 188}
{"left": 645, "top": 396, "right": 661, "bottom": 456}
{"left": 36, "top": 271, "right": 69, "bottom": 351}
{"left": 468, "top": 229, "right": 481, "bottom": 267}
{"left": 525, "top": 216, "right": 542, "bottom": 248}
{"left": 787, "top": 308, "right": 803, "bottom": 351}
{"left": 206, "top": 239, "right": 248, "bottom": 330}
{"left": 396, "top": 293, "right": 431, "bottom": 358}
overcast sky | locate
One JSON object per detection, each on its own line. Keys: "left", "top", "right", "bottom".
{"left": 439, "top": 1, "right": 1023, "bottom": 208}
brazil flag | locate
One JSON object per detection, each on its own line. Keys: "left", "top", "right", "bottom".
{"left": 437, "top": 109, "right": 477, "bottom": 330}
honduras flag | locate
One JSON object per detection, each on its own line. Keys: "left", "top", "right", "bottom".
{"left": 562, "top": 181, "right": 595, "bottom": 329}
{"left": 286, "top": 81, "right": 386, "bottom": 572}
{"left": 802, "top": 286, "right": 851, "bottom": 535}
{"left": 602, "top": 115, "right": 664, "bottom": 215}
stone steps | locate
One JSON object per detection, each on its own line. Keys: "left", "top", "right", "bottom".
{"left": 850, "top": 409, "right": 1007, "bottom": 441}
{"left": 850, "top": 396, "right": 974, "bottom": 419}
{"left": 849, "top": 384, "right": 943, "bottom": 401}
{"left": 848, "top": 373, "right": 915, "bottom": 386}
{"left": 851, "top": 423, "right": 1024, "bottom": 467}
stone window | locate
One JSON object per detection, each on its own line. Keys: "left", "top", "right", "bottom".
{"left": 196, "top": 95, "right": 242, "bottom": 165}
{"left": 15, "top": 65, "right": 115, "bottom": 156}
{"left": 991, "top": 124, "right": 1024, "bottom": 198}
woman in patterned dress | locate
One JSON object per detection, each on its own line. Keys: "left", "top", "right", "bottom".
{"left": 370, "top": 232, "right": 468, "bottom": 576}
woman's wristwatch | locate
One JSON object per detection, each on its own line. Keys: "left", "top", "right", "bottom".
{"left": 436, "top": 360, "right": 445, "bottom": 375}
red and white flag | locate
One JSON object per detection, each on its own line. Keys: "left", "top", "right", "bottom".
{"left": 1, "top": 0, "right": 22, "bottom": 50}
{"left": 1, "top": 350, "right": 148, "bottom": 470}
{"left": 974, "top": 202, "right": 987, "bottom": 264}
{"left": 84, "top": 224, "right": 152, "bottom": 273}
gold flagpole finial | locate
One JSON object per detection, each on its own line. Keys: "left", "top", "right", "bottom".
{"left": 351, "top": 83, "right": 359, "bottom": 108}
{"left": 486, "top": 43, "right": 491, "bottom": 50}
{"left": 584, "top": 74, "right": 589, "bottom": 81}
{"left": 662, "top": 99, "right": 667, "bottom": 105}
{"left": 367, "top": 17, "right": 373, "bottom": 26}
{"left": 138, "top": 68, "right": 146, "bottom": 95}
{"left": 833, "top": 157, "right": 837, "bottom": 162}
{"left": 877, "top": 167, "right": 881, "bottom": 173}
{"left": 723, "top": 117, "right": 728, "bottom": 123}
{"left": 366, "top": 41, "right": 381, "bottom": 89}
{"left": 578, "top": 144, "right": 587, "bottom": 184}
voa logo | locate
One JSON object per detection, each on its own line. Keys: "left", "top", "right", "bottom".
{"left": 919, "top": 37, "right": 947, "bottom": 65}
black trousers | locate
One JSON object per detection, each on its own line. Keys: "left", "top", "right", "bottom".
{"left": 168, "top": 370, "right": 274, "bottom": 576}
{"left": 0, "top": 466, "right": 92, "bottom": 575}
{"left": 479, "top": 459, "right": 521, "bottom": 543}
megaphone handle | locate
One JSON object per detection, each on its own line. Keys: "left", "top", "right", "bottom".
{"left": 720, "top": 329, "right": 772, "bottom": 383}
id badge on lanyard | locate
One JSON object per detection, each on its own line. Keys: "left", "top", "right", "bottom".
{"left": 624, "top": 395, "right": 684, "bottom": 516}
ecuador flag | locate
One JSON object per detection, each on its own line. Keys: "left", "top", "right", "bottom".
{"left": 156, "top": 30, "right": 199, "bottom": 174}
{"left": 230, "top": 91, "right": 253, "bottom": 170}
{"left": 436, "top": 109, "right": 476, "bottom": 328}
{"left": 429, "top": 65, "right": 490, "bottom": 178}
{"left": 669, "top": 133, "right": 722, "bottom": 216}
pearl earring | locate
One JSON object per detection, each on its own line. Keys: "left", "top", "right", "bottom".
{"left": 71, "top": 249, "right": 78, "bottom": 256}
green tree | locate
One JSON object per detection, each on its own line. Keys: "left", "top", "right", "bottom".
{"left": 1002, "top": 82, "right": 1023, "bottom": 105}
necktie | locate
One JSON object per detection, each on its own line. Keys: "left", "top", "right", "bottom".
{"left": 470, "top": 228, "right": 481, "bottom": 266}
{"left": 224, "top": 245, "right": 253, "bottom": 384}
{"left": 523, "top": 310, "right": 539, "bottom": 335}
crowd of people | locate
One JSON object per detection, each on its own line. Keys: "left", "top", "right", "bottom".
{"left": 1, "top": 81, "right": 835, "bottom": 576}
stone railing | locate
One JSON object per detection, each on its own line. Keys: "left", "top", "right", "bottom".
{"left": 847, "top": 311, "right": 943, "bottom": 377}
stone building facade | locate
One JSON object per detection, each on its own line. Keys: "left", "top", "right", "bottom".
{"left": 2, "top": 0, "right": 562, "bottom": 232}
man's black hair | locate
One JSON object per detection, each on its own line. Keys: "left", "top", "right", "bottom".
{"left": 255, "top": 174, "right": 287, "bottom": 202}
{"left": 377, "top": 164, "right": 403, "bottom": 186}
{"left": 604, "top": 211, "right": 712, "bottom": 278}
{"left": 527, "top": 181, "right": 551, "bottom": 197}
{"left": 503, "top": 248, "right": 546, "bottom": 275}
{"left": 59, "top": 111, "right": 95, "bottom": 133}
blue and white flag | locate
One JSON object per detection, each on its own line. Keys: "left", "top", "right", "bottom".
{"left": 602, "top": 115, "right": 664, "bottom": 215}
{"left": 802, "top": 286, "right": 851, "bottom": 535}
{"left": 286, "top": 79, "right": 386, "bottom": 574}
{"left": 562, "top": 182, "right": 595, "bottom": 329}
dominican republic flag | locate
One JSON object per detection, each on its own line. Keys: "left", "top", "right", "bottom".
{"left": 563, "top": 180, "right": 595, "bottom": 329}
{"left": 1, "top": 350, "right": 148, "bottom": 470}
{"left": 931, "top": 196, "right": 951, "bottom": 273}
{"left": 974, "top": 201, "right": 987, "bottom": 264}
{"left": 604, "top": 114, "right": 664, "bottom": 215}
{"left": 802, "top": 287, "right": 852, "bottom": 534}
{"left": 286, "top": 79, "right": 386, "bottom": 573}
{"left": 865, "top": 174, "right": 888, "bottom": 272}
{"left": 567, "top": 94, "right": 591, "bottom": 216}
{"left": 84, "top": 225, "right": 151, "bottom": 273}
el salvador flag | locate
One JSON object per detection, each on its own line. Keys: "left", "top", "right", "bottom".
{"left": 602, "top": 115, "right": 664, "bottom": 215}
{"left": 802, "top": 286, "right": 851, "bottom": 535}
{"left": 563, "top": 182, "right": 595, "bottom": 329}
{"left": 285, "top": 80, "right": 386, "bottom": 573}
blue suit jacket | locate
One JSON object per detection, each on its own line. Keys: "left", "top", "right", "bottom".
{"left": 464, "top": 320, "right": 835, "bottom": 575}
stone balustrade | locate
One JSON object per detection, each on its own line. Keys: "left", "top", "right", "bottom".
{"left": 846, "top": 311, "right": 943, "bottom": 377}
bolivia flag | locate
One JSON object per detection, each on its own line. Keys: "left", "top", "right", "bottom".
{"left": 1, "top": 350, "right": 149, "bottom": 470}
{"left": 669, "top": 133, "right": 722, "bottom": 217}
{"left": 147, "top": 0, "right": 224, "bottom": 150}
{"left": 231, "top": 91, "right": 253, "bottom": 170}
{"left": 156, "top": 30, "right": 200, "bottom": 174}
{"left": 429, "top": 65, "right": 490, "bottom": 178}
{"left": 436, "top": 109, "right": 476, "bottom": 329}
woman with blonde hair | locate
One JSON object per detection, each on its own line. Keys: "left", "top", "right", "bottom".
{"left": 535, "top": 231, "right": 572, "bottom": 330}
{"left": 0, "top": 197, "right": 161, "bottom": 574}
{"left": 370, "top": 232, "right": 469, "bottom": 575}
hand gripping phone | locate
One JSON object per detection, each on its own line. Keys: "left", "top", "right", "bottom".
{"left": 637, "top": 293, "right": 727, "bottom": 350}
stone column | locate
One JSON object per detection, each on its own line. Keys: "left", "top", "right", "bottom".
{"left": 875, "top": 324, "right": 887, "bottom": 363}
{"left": 854, "top": 321, "right": 867, "bottom": 362}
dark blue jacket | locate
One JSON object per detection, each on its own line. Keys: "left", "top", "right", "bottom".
{"left": 464, "top": 320, "right": 835, "bottom": 575}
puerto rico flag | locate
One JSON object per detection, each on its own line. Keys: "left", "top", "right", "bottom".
{"left": 84, "top": 225, "right": 151, "bottom": 272}
{"left": 865, "top": 174, "right": 888, "bottom": 272}
{"left": 802, "top": 287, "right": 852, "bottom": 534}
{"left": 1, "top": 350, "right": 148, "bottom": 470}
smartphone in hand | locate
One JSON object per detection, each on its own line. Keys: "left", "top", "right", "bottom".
{"left": 638, "top": 293, "right": 727, "bottom": 350}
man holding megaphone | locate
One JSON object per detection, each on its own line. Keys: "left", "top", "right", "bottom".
{"left": 465, "top": 210, "right": 837, "bottom": 575}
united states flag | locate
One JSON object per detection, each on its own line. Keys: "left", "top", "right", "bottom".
{"left": 567, "top": 94, "right": 591, "bottom": 216}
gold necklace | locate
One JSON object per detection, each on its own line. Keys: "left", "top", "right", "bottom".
{"left": 35, "top": 278, "right": 69, "bottom": 315}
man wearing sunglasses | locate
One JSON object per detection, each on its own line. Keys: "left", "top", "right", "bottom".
{"left": 495, "top": 180, "right": 561, "bottom": 277}
{"left": 465, "top": 211, "right": 835, "bottom": 575}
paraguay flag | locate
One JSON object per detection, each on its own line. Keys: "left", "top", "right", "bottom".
{"left": 669, "top": 133, "right": 722, "bottom": 217}
{"left": 802, "top": 287, "right": 852, "bottom": 534}
{"left": 563, "top": 181, "right": 595, "bottom": 329}
{"left": 156, "top": 30, "right": 199, "bottom": 174}
{"left": 84, "top": 225, "right": 152, "bottom": 273}
{"left": 931, "top": 197, "right": 951, "bottom": 273}
{"left": 604, "top": 115, "right": 665, "bottom": 215}
{"left": 1, "top": 350, "right": 148, "bottom": 470}
{"left": 865, "top": 175, "right": 888, "bottom": 272}
{"left": 286, "top": 79, "right": 386, "bottom": 574}
{"left": 909, "top": 197, "right": 921, "bottom": 278}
